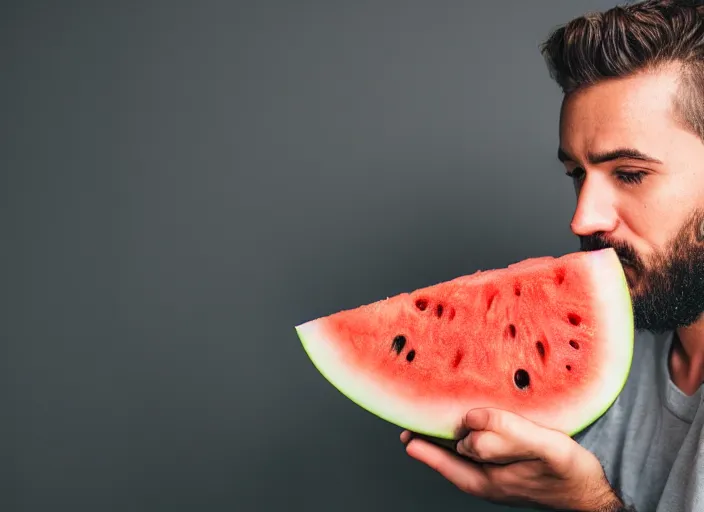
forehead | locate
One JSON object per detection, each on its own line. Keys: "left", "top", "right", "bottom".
{"left": 559, "top": 67, "right": 684, "bottom": 156}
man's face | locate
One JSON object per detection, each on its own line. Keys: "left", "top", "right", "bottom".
{"left": 558, "top": 64, "right": 704, "bottom": 333}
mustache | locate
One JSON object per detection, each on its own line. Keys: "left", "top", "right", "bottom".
{"left": 579, "top": 233, "right": 642, "bottom": 270}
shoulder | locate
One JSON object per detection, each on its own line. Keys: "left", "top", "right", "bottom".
{"left": 656, "top": 410, "right": 704, "bottom": 510}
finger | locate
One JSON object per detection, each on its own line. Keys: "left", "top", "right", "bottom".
{"left": 459, "top": 409, "right": 537, "bottom": 462}
{"left": 459, "top": 408, "right": 562, "bottom": 464}
{"left": 462, "top": 407, "right": 494, "bottom": 431}
{"left": 405, "top": 437, "right": 490, "bottom": 495}
{"left": 457, "top": 430, "right": 537, "bottom": 464}
{"left": 400, "top": 430, "right": 412, "bottom": 445}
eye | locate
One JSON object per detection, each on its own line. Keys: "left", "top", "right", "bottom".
{"left": 565, "top": 167, "right": 585, "bottom": 181}
{"left": 614, "top": 170, "right": 646, "bottom": 185}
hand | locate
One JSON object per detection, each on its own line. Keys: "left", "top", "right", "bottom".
{"left": 400, "top": 408, "right": 624, "bottom": 511}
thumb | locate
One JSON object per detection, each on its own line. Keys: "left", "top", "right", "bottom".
{"left": 462, "top": 408, "right": 567, "bottom": 462}
{"left": 462, "top": 408, "right": 493, "bottom": 432}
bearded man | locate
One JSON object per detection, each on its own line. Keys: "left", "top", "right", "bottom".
{"left": 400, "top": 2, "right": 704, "bottom": 511}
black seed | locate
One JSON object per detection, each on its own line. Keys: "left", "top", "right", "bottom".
{"left": 436, "top": 304, "right": 443, "bottom": 318}
{"left": 507, "top": 324, "right": 516, "bottom": 338}
{"left": 566, "top": 364, "right": 572, "bottom": 371}
{"left": 568, "top": 313, "right": 581, "bottom": 326}
{"left": 536, "top": 341, "right": 545, "bottom": 358}
{"left": 569, "top": 340, "right": 580, "bottom": 350}
{"left": 514, "top": 369, "right": 530, "bottom": 389}
{"left": 415, "top": 299, "right": 428, "bottom": 311}
{"left": 391, "top": 335, "right": 406, "bottom": 354}
{"left": 406, "top": 349, "right": 416, "bottom": 362}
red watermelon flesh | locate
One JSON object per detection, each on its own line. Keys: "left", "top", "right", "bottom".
{"left": 295, "top": 248, "right": 634, "bottom": 439}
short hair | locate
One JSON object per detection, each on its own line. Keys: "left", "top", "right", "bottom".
{"left": 540, "top": 0, "right": 704, "bottom": 139}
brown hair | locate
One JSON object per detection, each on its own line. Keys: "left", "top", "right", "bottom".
{"left": 540, "top": 0, "right": 704, "bottom": 138}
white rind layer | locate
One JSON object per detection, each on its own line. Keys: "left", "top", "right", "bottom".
{"left": 296, "top": 248, "right": 634, "bottom": 439}
{"left": 296, "top": 319, "right": 473, "bottom": 438}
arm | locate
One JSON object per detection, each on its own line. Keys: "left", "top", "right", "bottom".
{"left": 400, "top": 408, "right": 638, "bottom": 511}
{"left": 596, "top": 494, "right": 637, "bottom": 512}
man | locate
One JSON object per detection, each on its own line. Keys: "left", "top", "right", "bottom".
{"left": 399, "top": 1, "right": 704, "bottom": 511}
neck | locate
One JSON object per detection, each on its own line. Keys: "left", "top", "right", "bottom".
{"left": 669, "top": 317, "right": 704, "bottom": 396}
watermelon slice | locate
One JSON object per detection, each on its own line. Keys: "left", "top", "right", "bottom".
{"left": 295, "top": 248, "right": 634, "bottom": 439}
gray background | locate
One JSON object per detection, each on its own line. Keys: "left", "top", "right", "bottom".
{"left": 4, "top": 1, "right": 620, "bottom": 511}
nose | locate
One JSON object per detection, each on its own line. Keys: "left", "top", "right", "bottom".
{"left": 570, "top": 175, "right": 619, "bottom": 237}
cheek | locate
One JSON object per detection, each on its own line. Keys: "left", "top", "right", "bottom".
{"left": 617, "top": 192, "right": 681, "bottom": 255}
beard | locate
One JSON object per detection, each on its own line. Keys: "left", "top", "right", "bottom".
{"left": 579, "top": 209, "right": 704, "bottom": 333}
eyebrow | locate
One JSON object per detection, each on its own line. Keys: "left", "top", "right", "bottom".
{"left": 557, "top": 147, "right": 663, "bottom": 165}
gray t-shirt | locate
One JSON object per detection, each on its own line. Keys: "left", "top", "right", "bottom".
{"left": 573, "top": 329, "right": 704, "bottom": 511}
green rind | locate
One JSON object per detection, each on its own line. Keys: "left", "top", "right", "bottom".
{"left": 296, "top": 248, "right": 635, "bottom": 439}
